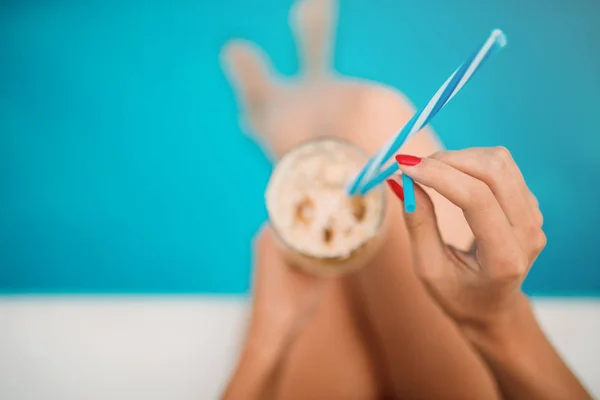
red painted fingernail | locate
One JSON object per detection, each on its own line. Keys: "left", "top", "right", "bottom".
{"left": 386, "top": 179, "right": 404, "bottom": 201}
{"left": 395, "top": 154, "right": 422, "bottom": 166}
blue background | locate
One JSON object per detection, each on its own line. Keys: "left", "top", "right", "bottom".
{"left": 1, "top": 0, "right": 599, "bottom": 295}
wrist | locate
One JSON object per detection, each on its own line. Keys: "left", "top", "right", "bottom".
{"left": 461, "top": 292, "right": 533, "bottom": 360}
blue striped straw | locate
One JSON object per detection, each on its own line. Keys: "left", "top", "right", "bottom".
{"left": 402, "top": 173, "right": 416, "bottom": 213}
{"left": 348, "top": 29, "right": 507, "bottom": 196}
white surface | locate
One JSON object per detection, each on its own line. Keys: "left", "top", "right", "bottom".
{"left": 0, "top": 297, "right": 599, "bottom": 399}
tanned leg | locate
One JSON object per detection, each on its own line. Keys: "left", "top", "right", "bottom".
{"left": 222, "top": 0, "right": 500, "bottom": 397}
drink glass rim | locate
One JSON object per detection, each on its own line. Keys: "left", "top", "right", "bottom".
{"left": 265, "top": 137, "right": 388, "bottom": 263}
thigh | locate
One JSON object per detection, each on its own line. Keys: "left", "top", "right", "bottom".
{"left": 275, "top": 93, "right": 496, "bottom": 399}
{"left": 276, "top": 279, "right": 387, "bottom": 400}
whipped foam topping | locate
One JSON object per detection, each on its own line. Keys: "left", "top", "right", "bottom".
{"left": 266, "top": 139, "right": 384, "bottom": 259}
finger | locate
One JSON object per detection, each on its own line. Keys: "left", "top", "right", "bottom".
{"left": 526, "top": 191, "right": 546, "bottom": 258}
{"left": 220, "top": 40, "right": 276, "bottom": 132}
{"left": 529, "top": 192, "right": 543, "bottom": 226}
{"left": 290, "top": 0, "right": 337, "bottom": 77}
{"left": 530, "top": 191, "right": 539, "bottom": 208}
{"left": 387, "top": 175, "right": 449, "bottom": 278}
{"left": 431, "top": 148, "right": 545, "bottom": 258}
{"left": 430, "top": 147, "right": 536, "bottom": 229}
{"left": 397, "top": 155, "right": 524, "bottom": 276}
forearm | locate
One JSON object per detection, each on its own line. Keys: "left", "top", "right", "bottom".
{"left": 222, "top": 323, "right": 294, "bottom": 400}
{"left": 464, "top": 294, "right": 592, "bottom": 400}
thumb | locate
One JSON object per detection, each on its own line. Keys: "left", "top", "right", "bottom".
{"left": 387, "top": 176, "right": 448, "bottom": 278}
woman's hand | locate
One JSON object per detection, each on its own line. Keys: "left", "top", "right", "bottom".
{"left": 388, "top": 147, "right": 546, "bottom": 329}
{"left": 388, "top": 147, "right": 593, "bottom": 400}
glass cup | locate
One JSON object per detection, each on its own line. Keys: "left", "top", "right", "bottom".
{"left": 265, "top": 138, "right": 389, "bottom": 276}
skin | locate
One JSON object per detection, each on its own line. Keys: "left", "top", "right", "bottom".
{"left": 221, "top": 0, "right": 591, "bottom": 398}
{"left": 221, "top": 227, "right": 325, "bottom": 400}
{"left": 391, "top": 149, "right": 592, "bottom": 399}
{"left": 221, "top": 0, "right": 490, "bottom": 398}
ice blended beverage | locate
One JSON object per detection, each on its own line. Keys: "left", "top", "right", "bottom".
{"left": 265, "top": 138, "right": 388, "bottom": 276}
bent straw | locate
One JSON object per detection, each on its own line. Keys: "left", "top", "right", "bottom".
{"left": 348, "top": 29, "right": 507, "bottom": 196}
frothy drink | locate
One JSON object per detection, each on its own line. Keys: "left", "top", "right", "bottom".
{"left": 266, "top": 139, "right": 387, "bottom": 276}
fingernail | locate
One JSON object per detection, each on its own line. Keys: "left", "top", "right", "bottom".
{"left": 386, "top": 179, "right": 404, "bottom": 201}
{"left": 395, "top": 154, "right": 422, "bottom": 166}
